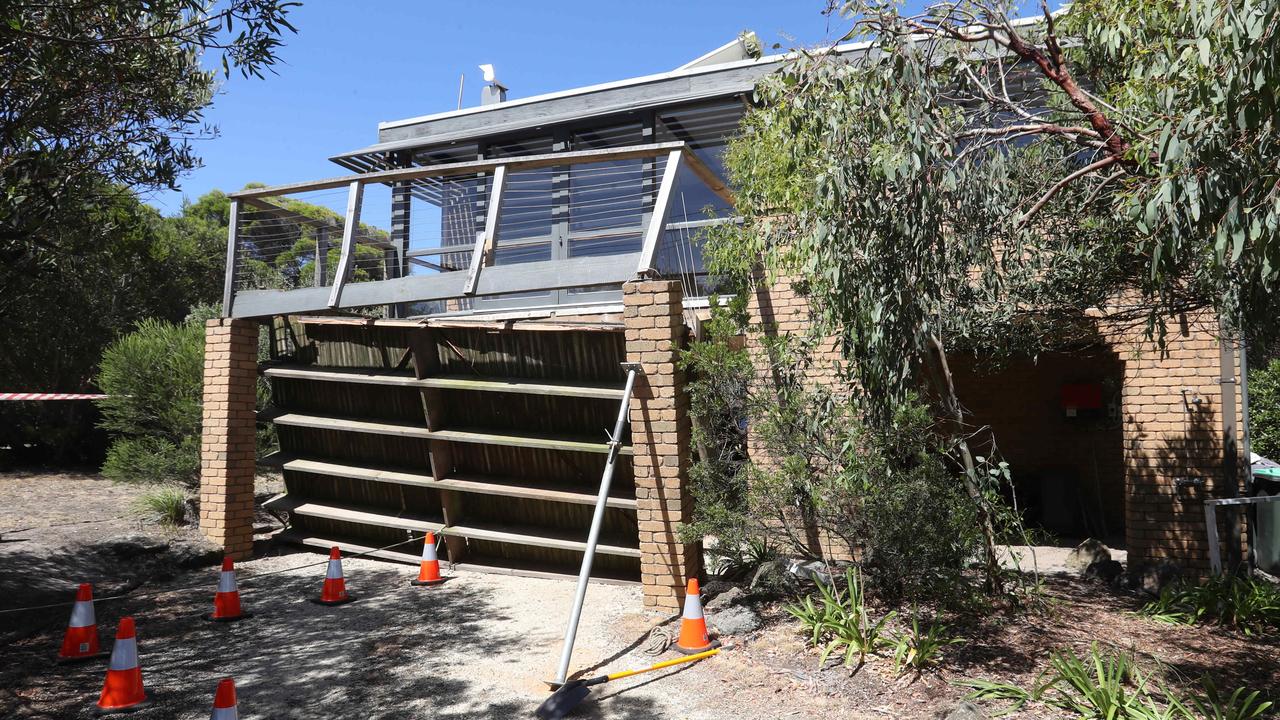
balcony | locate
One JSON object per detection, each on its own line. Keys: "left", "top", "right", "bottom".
{"left": 221, "top": 141, "right": 733, "bottom": 319}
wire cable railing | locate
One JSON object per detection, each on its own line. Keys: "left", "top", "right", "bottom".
{"left": 221, "top": 141, "right": 735, "bottom": 318}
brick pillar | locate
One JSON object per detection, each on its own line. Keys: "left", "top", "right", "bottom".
{"left": 199, "top": 318, "right": 259, "bottom": 559}
{"left": 624, "top": 280, "right": 700, "bottom": 612}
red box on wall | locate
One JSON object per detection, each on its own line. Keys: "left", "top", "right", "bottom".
{"left": 1061, "top": 382, "right": 1103, "bottom": 410}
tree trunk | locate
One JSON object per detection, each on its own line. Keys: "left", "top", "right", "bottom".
{"left": 923, "top": 332, "right": 1003, "bottom": 592}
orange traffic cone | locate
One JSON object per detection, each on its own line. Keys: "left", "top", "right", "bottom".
{"left": 205, "top": 557, "right": 250, "bottom": 622}
{"left": 210, "top": 677, "right": 239, "bottom": 719}
{"left": 675, "top": 578, "right": 718, "bottom": 654}
{"left": 311, "top": 546, "right": 354, "bottom": 605}
{"left": 96, "top": 616, "right": 150, "bottom": 713}
{"left": 58, "top": 583, "right": 106, "bottom": 662}
{"left": 410, "top": 532, "right": 445, "bottom": 586}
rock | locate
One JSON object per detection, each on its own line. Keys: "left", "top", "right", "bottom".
{"left": 1084, "top": 559, "right": 1123, "bottom": 583}
{"left": 936, "top": 701, "right": 988, "bottom": 720}
{"left": 168, "top": 538, "right": 223, "bottom": 568}
{"left": 1065, "top": 539, "right": 1112, "bottom": 574}
{"left": 1124, "top": 560, "right": 1182, "bottom": 596}
{"left": 705, "top": 586, "right": 747, "bottom": 614}
{"left": 709, "top": 604, "right": 762, "bottom": 636}
{"left": 789, "top": 559, "right": 834, "bottom": 585}
{"left": 701, "top": 579, "right": 737, "bottom": 598}
{"left": 100, "top": 534, "right": 169, "bottom": 558}
{"left": 183, "top": 497, "right": 200, "bottom": 524}
{"left": 750, "top": 558, "right": 798, "bottom": 593}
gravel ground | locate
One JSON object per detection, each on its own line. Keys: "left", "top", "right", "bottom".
{"left": 4, "top": 472, "right": 1276, "bottom": 719}
{"left": 0, "top": 471, "right": 843, "bottom": 719}
{"left": 3, "top": 552, "right": 844, "bottom": 719}
{"left": 998, "top": 543, "right": 1128, "bottom": 574}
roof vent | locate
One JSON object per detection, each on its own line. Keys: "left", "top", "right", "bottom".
{"left": 479, "top": 64, "right": 508, "bottom": 106}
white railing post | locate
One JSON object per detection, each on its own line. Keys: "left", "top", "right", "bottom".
{"left": 635, "top": 149, "right": 683, "bottom": 277}
{"left": 464, "top": 164, "right": 507, "bottom": 295}
{"left": 327, "top": 181, "right": 364, "bottom": 309}
{"left": 221, "top": 199, "right": 240, "bottom": 316}
{"left": 1205, "top": 502, "right": 1222, "bottom": 575}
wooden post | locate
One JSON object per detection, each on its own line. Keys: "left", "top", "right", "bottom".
{"left": 464, "top": 165, "right": 507, "bottom": 295}
{"left": 390, "top": 152, "right": 413, "bottom": 317}
{"left": 327, "top": 181, "right": 364, "bottom": 309}
{"left": 221, "top": 200, "right": 240, "bottom": 315}
{"left": 314, "top": 222, "right": 330, "bottom": 287}
{"left": 410, "top": 329, "right": 468, "bottom": 564}
{"left": 635, "top": 150, "right": 683, "bottom": 277}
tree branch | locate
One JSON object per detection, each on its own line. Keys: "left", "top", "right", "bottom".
{"left": 1017, "top": 155, "right": 1120, "bottom": 226}
{"left": 957, "top": 122, "right": 1100, "bottom": 140}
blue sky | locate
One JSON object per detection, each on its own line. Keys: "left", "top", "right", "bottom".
{"left": 146, "top": 1, "right": 1041, "bottom": 215}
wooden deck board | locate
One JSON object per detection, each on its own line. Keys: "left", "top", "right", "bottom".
{"left": 271, "top": 531, "right": 638, "bottom": 584}
{"left": 268, "top": 498, "right": 638, "bottom": 558}
{"left": 445, "top": 522, "right": 641, "bottom": 558}
{"left": 418, "top": 374, "right": 625, "bottom": 400}
{"left": 272, "top": 412, "right": 630, "bottom": 455}
{"left": 263, "top": 494, "right": 444, "bottom": 533}
{"left": 281, "top": 457, "right": 636, "bottom": 510}
{"left": 264, "top": 365, "right": 625, "bottom": 400}
{"left": 263, "top": 366, "right": 422, "bottom": 387}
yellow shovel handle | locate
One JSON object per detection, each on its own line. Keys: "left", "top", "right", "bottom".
{"left": 604, "top": 648, "right": 720, "bottom": 682}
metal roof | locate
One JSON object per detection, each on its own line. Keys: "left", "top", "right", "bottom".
{"left": 329, "top": 40, "right": 875, "bottom": 174}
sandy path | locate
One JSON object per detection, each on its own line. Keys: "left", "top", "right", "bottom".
{"left": 3, "top": 552, "right": 843, "bottom": 719}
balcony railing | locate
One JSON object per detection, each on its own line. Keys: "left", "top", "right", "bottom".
{"left": 221, "top": 141, "right": 733, "bottom": 318}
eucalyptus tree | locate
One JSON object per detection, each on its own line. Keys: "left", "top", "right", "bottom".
{"left": 710, "top": 0, "right": 1279, "bottom": 586}
{"left": 1, "top": 0, "right": 299, "bottom": 258}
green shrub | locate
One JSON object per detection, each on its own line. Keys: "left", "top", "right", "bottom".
{"left": 712, "top": 536, "right": 778, "bottom": 581}
{"left": 1181, "top": 679, "right": 1273, "bottom": 720}
{"left": 133, "top": 485, "right": 189, "bottom": 526}
{"left": 680, "top": 296, "right": 993, "bottom": 607}
{"left": 959, "top": 643, "right": 1274, "bottom": 719}
{"left": 98, "top": 317, "right": 204, "bottom": 487}
{"left": 103, "top": 436, "right": 199, "bottom": 486}
{"left": 1041, "top": 644, "right": 1163, "bottom": 719}
{"left": 1140, "top": 575, "right": 1280, "bottom": 636}
{"left": 1251, "top": 359, "right": 1280, "bottom": 462}
{"left": 98, "top": 317, "right": 203, "bottom": 441}
{"left": 786, "top": 567, "right": 896, "bottom": 670}
{"left": 889, "top": 612, "right": 963, "bottom": 674}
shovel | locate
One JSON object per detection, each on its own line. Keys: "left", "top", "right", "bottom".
{"left": 535, "top": 648, "right": 720, "bottom": 719}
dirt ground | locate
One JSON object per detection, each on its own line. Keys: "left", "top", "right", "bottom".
{"left": 2, "top": 471, "right": 1277, "bottom": 719}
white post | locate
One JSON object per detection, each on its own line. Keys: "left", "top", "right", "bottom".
{"left": 465, "top": 165, "right": 507, "bottom": 295}
{"left": 327, "top": 181, "right": 364, "bottom": 309}
{"left": 1205, "top": 502, "right": 1222, "bottom": 575}
{"left": 221, "top": 200, "right": 240, "bottom": 316}
{"left": 635, "top": 150, "right": 683, "bottom": 277}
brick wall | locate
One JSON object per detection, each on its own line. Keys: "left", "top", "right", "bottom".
{"left": 743, "top": 276, "right": 851, "bottom": 559}
{"left": 1104, "top": 314, "right": 1245, "bottom": 572}
{"left": 199, "top": 318, "right": 259, "bottom": 559}
{"left": 623, "top": 280, "right": 700, "bottom": 612}
{"left": 742, "top": 275, "right": 1244, "bottom": 574}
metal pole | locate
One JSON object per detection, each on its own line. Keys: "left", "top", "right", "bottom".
{"left": 1219, "top": 316, "right": 1243, "bottom": 571}
{"left": 1240, "top": 332, "right": 1257, "bottom": 571}
{"left": 554, "top": 364, "right": 640, "bottom": 686}
{"left": 1241, "top": 334, "right": 1253, "bottom": 493}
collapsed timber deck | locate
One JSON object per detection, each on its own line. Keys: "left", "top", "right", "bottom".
{"left": 262, "top": 316, "right": 643, "bottom": 583}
